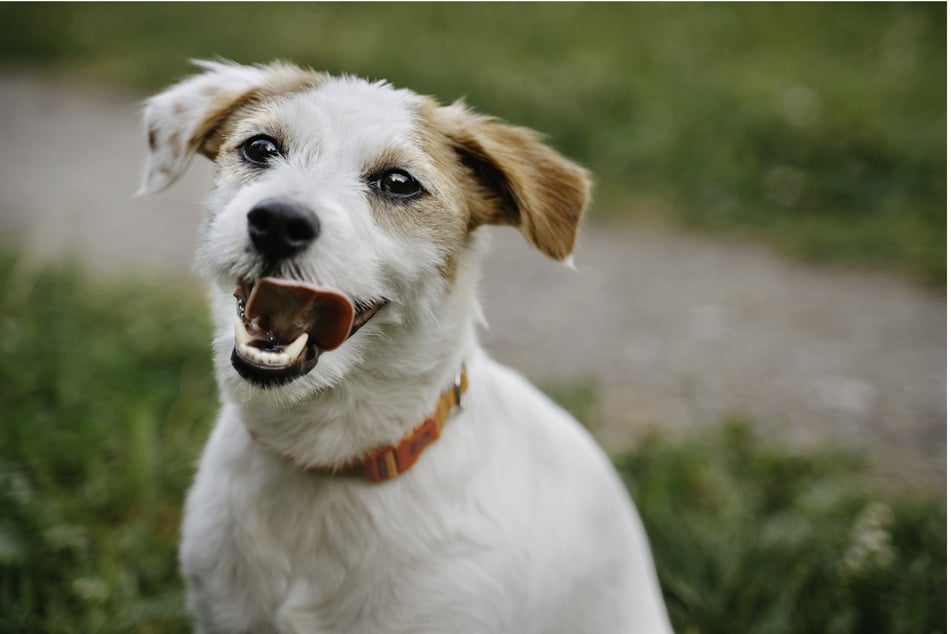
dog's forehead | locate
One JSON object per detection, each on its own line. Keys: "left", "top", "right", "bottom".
{"left": 272, "top": 77, "right": 424, "bottom": 150}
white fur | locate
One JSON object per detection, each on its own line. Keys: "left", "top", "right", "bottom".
{"left": 142, "top": 61, "right": 672, "bottom": 634}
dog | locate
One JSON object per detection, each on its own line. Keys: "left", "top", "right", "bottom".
{"left": 140, "top": 60, "right": 671, "bottom": 634}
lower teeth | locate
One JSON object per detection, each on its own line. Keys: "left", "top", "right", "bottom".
{"left": 233, "top": 315, "right": 310, "bottom": 367}
{"left": 238, "top": 343, "right": 291, "bottom": 367}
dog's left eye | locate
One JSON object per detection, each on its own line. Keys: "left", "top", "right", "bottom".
{"left": 241, "top": 135, "right": 283, "bottom": 167}
{"left": 376, "top": 169, "right": 423, "bottom": 199}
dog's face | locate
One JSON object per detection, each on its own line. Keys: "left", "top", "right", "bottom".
{"left": 142, "top": 61, "right": 589, "bottom": 406}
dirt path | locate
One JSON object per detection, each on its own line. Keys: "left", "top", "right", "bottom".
{"left": 1, "top": 71, "right": 944, "bottom": 491}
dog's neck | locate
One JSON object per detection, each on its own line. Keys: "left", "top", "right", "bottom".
{"left": 249, "top": 363, "right": 468, "bottom": 481}
{"left": 237, "top": 321, "right": 478, "bottom": 473}
{"left": 230, "top": 238, "right": 486, "bottom": 473}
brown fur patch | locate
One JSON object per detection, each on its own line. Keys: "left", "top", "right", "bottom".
{"left": 167, "top": 131, "right": 181, "bottom": 157}
{"left": 186, "top": 64, "right": 328, "bottom": 161}
{"left": 188, "top": 88, "right": 261, "bottom": 159}
{"left": 339, "top": 98, "right": 475, "bottom": 286}
{"left": 419, "top": 102, "right": 590, "bottom": 261}
{"left": 408, "top": 101, "right": 487, "bottom": 284}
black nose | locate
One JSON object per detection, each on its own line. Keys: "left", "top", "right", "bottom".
{"left": 247, "top": 199, "right": 319, "bottom": 262}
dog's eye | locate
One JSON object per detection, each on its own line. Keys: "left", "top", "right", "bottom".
{"left": 241, "top": 136, "right": 283, "bottom": 167}
{"left": 376, "top": 169, "right": 423, "bottom": 199}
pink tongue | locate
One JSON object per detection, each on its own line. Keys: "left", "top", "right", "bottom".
{"left": 245, "top": 277, "right": 355, "bottom": 351}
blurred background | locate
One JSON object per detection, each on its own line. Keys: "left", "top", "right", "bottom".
{"left": 0, "top": 4, "right": 944, "bottom": 632}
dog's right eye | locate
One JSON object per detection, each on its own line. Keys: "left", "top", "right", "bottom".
{"left": 241, "top": 136, "right": 283, "bottom": 167}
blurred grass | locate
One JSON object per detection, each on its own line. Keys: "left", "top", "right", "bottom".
{"left": 0, "top": 2, "right": 944, "bottom": 283}
{"left": 0, "top": 253, "right": 213, "bottom": 631}
{"left": 614, "top": 424, "right": 946, "bottom": 634}
{"left": 2, "top": 253, "right": 945, "bottom": 632}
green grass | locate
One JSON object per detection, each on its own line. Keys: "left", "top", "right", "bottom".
{"left": 1, "top": 253, "right": 945, "bottom": 632}
{"left": 0, "top": 255, "right": 214, "bottom": 632}
{"left": 0, "top": 3, "right": 944, "bottom": 283}
{"left": 615, "top": 425, "right": 945, "bottom": 634}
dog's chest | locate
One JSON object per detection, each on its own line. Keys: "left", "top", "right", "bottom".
{"left": 182, "top": 461, "right": 368, "bottom": 629}
{"left": 181, "top": 438, "right": 508, "bottom": 633}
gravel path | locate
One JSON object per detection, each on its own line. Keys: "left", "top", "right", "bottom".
{"left": 1, "top": 71, "right": 944, "bottom": 491}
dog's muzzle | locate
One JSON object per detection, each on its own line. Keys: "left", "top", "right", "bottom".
{"left": 231, "top": 277, "right": 386, "bottom": 387}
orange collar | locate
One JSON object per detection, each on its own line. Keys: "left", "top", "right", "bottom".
{"left": 254, "top": 366, "right": 468, "bottom": 483}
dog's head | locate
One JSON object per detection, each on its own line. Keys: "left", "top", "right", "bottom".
{"left": 141, "top": 60, "right": 589, "bottom": 405}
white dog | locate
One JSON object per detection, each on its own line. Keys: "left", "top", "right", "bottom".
{"left": 141, "top": 60, "right": 671, "bottom": 634}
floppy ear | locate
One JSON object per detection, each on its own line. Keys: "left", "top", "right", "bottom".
{"left": 439, "top": 103, "right": 590, "bottom": 261}
{"left": 139, "top": 59, "right": 325, "bottom": 195}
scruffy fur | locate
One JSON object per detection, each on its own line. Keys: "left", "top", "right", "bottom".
{"left": 141, "top": 60, "right": 671, "bottom": 634}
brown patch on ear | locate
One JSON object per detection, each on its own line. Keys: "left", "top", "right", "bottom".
{"left": 188, "top": 88, "right": 260, "bottom": 159}
{"left": 430, "top": 103, "right": 590, "bottom": 261}
{"left": 185, "top": 65, "right": 326, "bottom": 160}
{"left": 141, "top": 61, "right": 328, "bottom": 194}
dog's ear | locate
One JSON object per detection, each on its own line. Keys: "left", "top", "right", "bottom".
{"left": 139, "top": 59, "right": 324, "bottom": 195}
{"left": 438, "top": 103, "right": 590, "bottom": 261}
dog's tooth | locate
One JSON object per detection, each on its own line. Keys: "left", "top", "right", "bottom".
{"left": 284, "top": 333, "right": 309, "bottom": 362}
{"left": 259, "top": 350, "right": 289, "bottom": 366}
{"left": 238, "top": 342, "right": 259, "bottom": 361}
{"left": 239, "top": 343, "right": 264, "bottom": 364}
{"left": 234, "top": 314, "right": 253, "bottom": 347}
{"left": 237, "top": 341, "right": 291, "bottom": 367}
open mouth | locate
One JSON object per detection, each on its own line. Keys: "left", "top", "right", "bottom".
{"left": 231, "top": 276, "right": 387, "bottom": 388}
